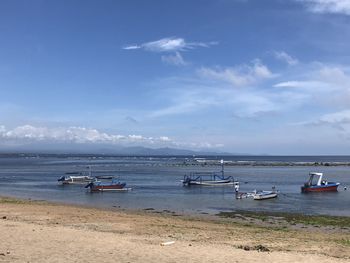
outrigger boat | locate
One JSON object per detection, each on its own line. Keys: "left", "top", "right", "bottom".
{"left": 182, "top": 172, "right": 236, "bottom": 186}
{"left": 301, "top": 172, "right": 340, "bottom": 193}
{"left": 85, "top": 178, "right": 131, "bottom": 192}
{"left": 182, "top": 160, "right": 238, "bottom": 186}
{"left": 95, "top": 175, "right": 115, "bottom": 180}
{"left": 58, "top": 172, "right": 94, "bottom": 185}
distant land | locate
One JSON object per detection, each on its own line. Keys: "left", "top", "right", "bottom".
{"left": 0, "top": 143, "right": 239, "bottom": 156}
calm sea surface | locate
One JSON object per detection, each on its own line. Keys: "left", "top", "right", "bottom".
{"left": 0, "top": 155, "right": 349, "bottom": 216}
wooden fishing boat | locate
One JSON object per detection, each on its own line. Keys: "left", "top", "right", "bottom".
{"left": 182, "top": 159, "right": 238, "bottom": 186}
{"left": 95, "top": 175, "right": 115, "bottom": 180}
{"left": 236, "top": 186, "right": 278, "bottom": 200}
{"left": 182, "top": 172, "right": 236, "bottom": 186}
{"left": 253, "top": 190, "right": 278, "bottom": 200}
{"left": 57, "top": 174, "right": 94, "bottom": 184}
{"left": 85, "top": 179, "right": 130, "bottom": 192}
{"left": 301, "top": 172, "right": 340, "bottom": 193}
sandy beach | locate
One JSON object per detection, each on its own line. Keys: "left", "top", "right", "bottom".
{"left": 0, "top": 197, "right": 349, "bottom": 263}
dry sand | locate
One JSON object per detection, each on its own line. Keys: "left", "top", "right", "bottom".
{"left": 0, "top": 197, "right": 349, "bottom": 263}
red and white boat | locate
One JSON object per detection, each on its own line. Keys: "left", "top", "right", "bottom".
{"left": 301, "top": 172, "right": 340, "bottom": 193}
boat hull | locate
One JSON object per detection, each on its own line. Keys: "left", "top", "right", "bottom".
{"left": 184, "top": 180, "right": 234, "bottom": 186}
{"left": 88, "top": 182, "right": 127, "bottom": 192}
{"left": 253, "top": 192, "right": 278, "bottom": 200}
{"left": 58, "top": 176, "right": 93, "bottom": 185}
{"left": 301, "top": 184, "right": 339, "bottom": 193}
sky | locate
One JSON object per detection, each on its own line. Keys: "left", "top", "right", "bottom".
{"left": 1, "top": 0, "right": 350, "bottom": 154}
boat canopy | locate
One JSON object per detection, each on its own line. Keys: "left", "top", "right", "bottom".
{"left": 309, "top": 172, "right": 323, "bottom": 176}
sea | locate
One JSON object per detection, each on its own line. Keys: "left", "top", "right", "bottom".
{"left": 0, "top": 154, "right": 349, "bottom": 217}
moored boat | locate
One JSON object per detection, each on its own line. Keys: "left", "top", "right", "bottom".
{"left": 85, "top": 179, "right": 130, "bottom": 192}
{"left": 95, "top": 175, "right": 115, "bottom": 180}
{"left": 253, "top": 190, "right": 278, "bottom": 200}
{"left": 58, "top": 174, "right": 94, "bottom": 184}
{"left": 182, "top": 172, "right": 237, "bottom": 186}
{"left": 182, "top": 159, "right": 239, "bottom": 186}
{"left": 301, "top": 172, "right": 340, "bottom": 193}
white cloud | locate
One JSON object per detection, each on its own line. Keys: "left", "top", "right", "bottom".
{"left": 0, "top": 124, "right": 223, "bottom": 150}
{"left": 198, "top": 60, "right": 274, "bottom": 87}
{"left": 161, "top": 52, "right": 187, "bottom": 66}
{"left": 123, "top": 37, "right": 216, "bottom": 53}
{"left": 319, "top": 110, "right": 350, "bottom": 124}
{"left": 0, "top": 125, "right": 172, "bottom": 145}
{"left": 274, "top": 64, "right": 350, "bottom": 108}
{"left": 159, "top": 136, "right": 171, "bottom": 142}
{"left": 299, "top": 0, "right": 350, "bottom": 15}
{"left": 295, "top": 110, "right": 350, "bottom": 135}
{"left": 273, "top": 80, "right": 327, "bottom": 89}
{"left": 122, "top": 45, "right": 141, "bottom": 50}
{"left": 148, "top": 61, "right": 350, "bottom": 121}
{"left": 274, "top": 51, "right": 299, "bottom": 66}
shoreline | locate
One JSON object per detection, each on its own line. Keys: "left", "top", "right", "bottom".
{"left": 2, "top": 153, "right": 350, "bottom": 167}
{"left": 0, "top": 196, "right": 349, "bottom": 262}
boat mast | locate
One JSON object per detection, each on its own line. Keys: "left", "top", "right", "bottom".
{"left": 221, "top": 159, "right": 224, "bottom": 177}
{"left": 317, "top": 173, "right": 323, "bottom": 186}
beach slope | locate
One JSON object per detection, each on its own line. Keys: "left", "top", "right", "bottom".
{"left": 0, "top": 197, "right": 349, "bottom": 263}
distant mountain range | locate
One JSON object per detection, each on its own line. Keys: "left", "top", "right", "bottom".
{"left": 0, "top": 143, "right": 234, "bottom": 156}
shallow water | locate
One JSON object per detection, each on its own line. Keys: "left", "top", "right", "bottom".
{"left": 0, "top": 155, "right": 349, "bottom": 216}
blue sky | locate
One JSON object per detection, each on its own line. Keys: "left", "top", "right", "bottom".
{"left": 1, "top": 0, "right": 350, "bottom": 154}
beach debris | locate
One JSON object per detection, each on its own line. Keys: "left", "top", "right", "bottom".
{"left": 237, "top": 244, "right": 270, "bottom": 252}
{"left": 255, "top": 245, "right": 270, "bottom": 252}
{"left": 160, "top": 241, "right": 175, "bottom": 246}
{"left": 2, "top": 216, "right": 6, "bottom": 219}
{"left": 6, "top": 250, "right": 10, "bottom": 255}
{"left": 0, "top": 253, "right": 5, "bottom": 256}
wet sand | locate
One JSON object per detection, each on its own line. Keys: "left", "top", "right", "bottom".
{"left": 0, "top": 197, "right": 349, "bottom": 263}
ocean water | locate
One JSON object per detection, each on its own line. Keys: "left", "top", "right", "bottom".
{"left": 0, "top": 155, "right": 349, "bottom": 216}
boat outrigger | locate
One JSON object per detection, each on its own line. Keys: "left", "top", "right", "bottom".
{"left": 182, "top": 159, "right": 238, "bottom": 186}
{"left": 182, "top": 172, "right": 236, "bottom": 186}
{"left": 58, "top": 166, "right": 118, "bottom": 185}
{"left": 301, "top": 172, "right": 340, "bottom": 193}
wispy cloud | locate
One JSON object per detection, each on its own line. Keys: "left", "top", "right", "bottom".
{"left": 274, "top": 64, "right": 350, "bottom": 108}
{"left": 123, "top": 45, "right": 140, "bottom": 50}
{"left": 298, "top": 0, "right": 350, "bottom": 15}
{"left": 147, "top": 59, "right": 291, "bottom": 119}
{"left": 294, "top": 110, "right": 350, "bottom": 137}
{"left": 273, "top": 51, "right": 299, "bottom": 66}
{"left": 123, "top": 37, "right": 217, "bottom": 53}
{"left": 161, "top": 52, "right": 187, "bottom": 66}
{"left": 319, "top": 110, "right": 350, "bottom": 125}
{"left": 273, "top": 80, "right": 327, "bottom": 89}
{"left": 197, "top": 60, "right": 274, "bottom": 87}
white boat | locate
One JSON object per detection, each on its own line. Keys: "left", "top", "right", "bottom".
{"left": 253, "top": 190, "right": 278, "bottom": 200}
{"left": 58, "top": 175, "right": 94, "bottom": 184}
